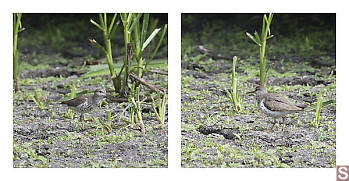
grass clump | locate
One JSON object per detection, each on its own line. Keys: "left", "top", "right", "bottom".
{"left": 151, "top": 90, "right": 167, "bottom": 125}
{"left": 225, "top": 56, "right": 244, "bottom": 113}
{"left": 31, "top": 89, "right": 49, "bottom": 110}
{"left": 127, "top": 86, "right": 146, "bottom": 133}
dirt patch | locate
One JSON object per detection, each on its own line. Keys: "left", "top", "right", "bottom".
{"left": 20, "top": 67, "right": 83, "bottom": 78}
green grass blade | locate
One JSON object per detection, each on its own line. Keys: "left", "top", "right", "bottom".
{"left": 108, "top": 21, "right": 120, "bottom": 39}
{"left": 266, "top": 34, "right": 274, "bottom": 39}
{"left": 262, "top": 14, "right": 266, "bottom": 38}
{"left": 127, "top": 13, "right": 133, "bottom": 25}
{"left": 129, "top": 13, "right": 142, "bottom": 33}
{"left": 265, "top": 13, "right": 273, "bottom": 37}
{"left": 142, "top": 28, "right": 161, "bottom": 51}
{"left": 107, "top": 13, "right": 118, "bottom": 34}
{"left": 120, "top": 13, "right": 127, "bottom": 26}
{"left": 246, "top": 32, "right": 260, "bottom": 46}
{"left": 254, "top": 31, "right": 261, "bottom": 45}
{"left": 90, "top": 19, "right": 104, "bottom": 31}
{"left": 104, "top": 13, "right": 107, "bottom": 27}
{"left": 32, "top": 89, "right": 43, "bottom": 109}
{"left": 107, "top": 110, "right": 112, "bottom": 125}
{"left": 89, "top": 39, "right": 107, "bottom": 55}
{"left": 141, "top": 13, "right": 149, "bottom": 46}
{"left": 145, "top": 24, "right": 167, "bottom": 68}
{"left": 99, "top": 13, "right": 104, "bottom": 28}
{"left": 133, "top": 17, "right": 141, "bottom": 55}
{"left": 313, "top": 90, "right": 323, "bottom": 127}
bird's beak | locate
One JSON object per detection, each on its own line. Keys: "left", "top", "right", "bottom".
{"left": 247, "top": 89, "right": 256, "bottom": 94}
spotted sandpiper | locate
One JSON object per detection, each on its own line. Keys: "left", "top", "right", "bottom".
{"left": 249, "top": 86, "right": 304, "bottom": 130}
{"left": 61, "top": 88, "right": 106, "bottom": 128}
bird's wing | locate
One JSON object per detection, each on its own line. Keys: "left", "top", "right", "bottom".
{"left": 264, "top": 93, "right": 303, "bottom": 111}
{"left": 61, "top": 96, "right": 88, "bottom": 107}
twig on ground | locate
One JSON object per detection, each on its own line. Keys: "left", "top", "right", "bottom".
{"left": 145, "top": 69, "right": 168, "bottom": 75}
{"left": 129, "top": 73, "right": 165, "bottom": 93}
{"left": 107, "top": 95, "right": 157, "bottom": 103}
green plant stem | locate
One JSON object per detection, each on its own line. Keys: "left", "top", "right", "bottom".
{"left": 90, "top": 13, "right": 121, "bottom": 94}
{"left": 129, "top": 87, "right": 145, "bottom": 133}
{"left": 246, "top": 13, "right": 273, "bottom": 87}
{"left": 144, "top": 24, "right": 167, "bottom": 71}
{"left": 232, "top": 56, "right": 240, "bottom": 112}
{"left": 13, "top": 13, "right": 22, "bottom": 92}
{"left": 225, "top": 56, "right": 245, "bottom": 113}
{"left": 151, "top": 91, "right": 167, "bottom": 124}
{"left": 121, "top": 14, "right": 131, "bottom": 94}
{"left": 260, "top": 40, "right": 267, "bottom": 86}
{"left": 104, "top": 29, "right": 121, "bottom": 93}
{"left": 314, "top": 90, "right": 323, "bottom": 128}
{"left": 137, "top": 57, "right": 143, "bottom": 77}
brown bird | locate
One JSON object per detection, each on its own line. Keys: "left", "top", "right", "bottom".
{"left": 61, "top": 88, "right": 106, "bottom": 128}
{"left": 249, "top": 86, "right": 304, "bottom": 130}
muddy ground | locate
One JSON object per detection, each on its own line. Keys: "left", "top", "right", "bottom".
{"left": 181, "top": 14, "right": 336, "bottom": 168}
{"left": 13, "top": 14, "right": 168, "bottom": 168}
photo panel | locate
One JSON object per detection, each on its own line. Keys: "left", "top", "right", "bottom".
{"left": 181, "top": 13, "right": 336, "bottom": 168}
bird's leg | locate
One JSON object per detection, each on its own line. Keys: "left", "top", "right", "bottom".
{"left": 270, "top": 118, "right": 276, "bottom": 130}
{"left": 80, "top": 113, "right": 85, "bottom": 129}
{"left": 281, "top": 117, "right": 287, "bottom": 140}
{"left": 281, "top": 117, "right": 286, "bottom": 132}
